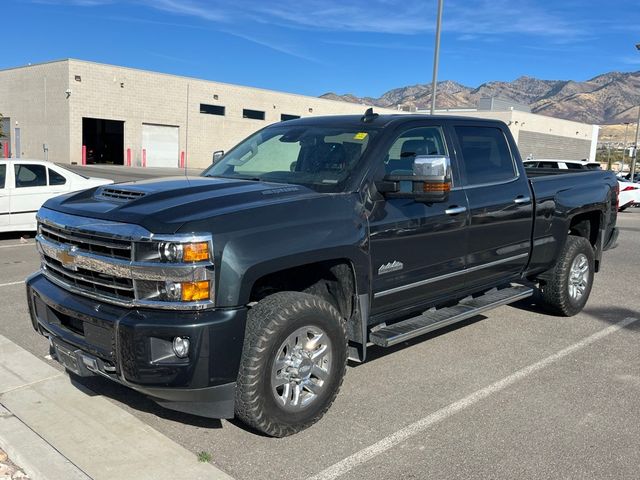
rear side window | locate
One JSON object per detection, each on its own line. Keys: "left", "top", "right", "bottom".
{"left": 48, "top": 168, "right": 67, "bottom": 186}
{"left": 565, "top": 163, "right": 584, "bottom": 170}
{"left": 539, "top": 162, "right": 559, "bottom": 169}
{"left": 15, "top": 164, "right": 47, "bottom": 188}
{"left": 456, "top": 126, "right": 516, "bottom": 185}
{"left": 0, "top": 164, "right": 5, "bottom": 189}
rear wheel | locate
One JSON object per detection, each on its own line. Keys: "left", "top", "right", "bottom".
{"left": 538, "top": 236, "right": 594, "bottom": 316}
{"left": 235, "top": 291, "right": 347, "bottom": 437}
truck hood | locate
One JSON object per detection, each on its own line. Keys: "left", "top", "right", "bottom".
{"left": 43, "top": 176, "right": 323, "bottom": 234}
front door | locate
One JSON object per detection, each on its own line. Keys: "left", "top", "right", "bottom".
{"left": 452, "top": 122, "right": 533, "bottom": 289}
{"left": 369, "top": 123, "right": 469, "bottom": 317}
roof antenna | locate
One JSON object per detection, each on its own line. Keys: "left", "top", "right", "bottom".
{"left": 361, "top": 107, "right": 379, "bottom": 123}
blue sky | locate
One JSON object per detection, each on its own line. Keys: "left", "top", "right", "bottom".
{"left": 3, "top": 0, "right": 639, "bottom": 98}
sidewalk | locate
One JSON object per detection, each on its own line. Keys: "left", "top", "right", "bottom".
{"left": 0, "top": 335, "right": 233, "bottom": 480}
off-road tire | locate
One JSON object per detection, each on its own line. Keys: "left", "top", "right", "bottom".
{"left": 539, "top": 236, "right": 595, "bottom": 316}
{"left": 235, "top": 291, "right": 348, "bottom": 437}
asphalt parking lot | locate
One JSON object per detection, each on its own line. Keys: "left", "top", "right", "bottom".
{"left": 1, "top": 169, "right": 639, "bottom": 479}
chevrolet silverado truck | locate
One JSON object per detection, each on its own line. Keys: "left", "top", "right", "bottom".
{"left": 26, "top": 112, "right": 619, "bottom": 437}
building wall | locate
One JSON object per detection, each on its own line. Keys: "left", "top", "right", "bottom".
{"left": 66, "top": 60, "right": 397, "bottom": 168}
{"left": 0, "top": 61, "right": 70, "bottom": 161}
{"left": 1, "top": 59, "right": 599, "bottom": 167}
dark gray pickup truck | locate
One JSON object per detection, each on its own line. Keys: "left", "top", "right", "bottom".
{"left": 26, "top": 112, "right": 619, "bottom": 436}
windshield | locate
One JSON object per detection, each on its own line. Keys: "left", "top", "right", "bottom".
{"left": 202, "top": 125, "right": 378, "bottom": 192}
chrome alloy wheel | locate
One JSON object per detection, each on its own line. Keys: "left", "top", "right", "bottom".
{"left": 271, "top": 326, "right": 332, "bottom": 411}
{"left": 568, "top": 253, "right": 589, "bottom": 301}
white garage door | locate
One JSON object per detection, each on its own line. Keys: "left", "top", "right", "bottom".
{"left": 142, "top": 124, "right": 179, "bottom": 168}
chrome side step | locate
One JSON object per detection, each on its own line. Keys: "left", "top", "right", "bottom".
{"left": 369, "top": 285, "right": 533, "bottom": 347}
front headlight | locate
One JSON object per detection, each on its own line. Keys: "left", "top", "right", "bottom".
{"left": 135, "top": 236, "right": 212, "bottom": 263}
{"left": 158, "top": 241, "right": 210, "bottom": 262}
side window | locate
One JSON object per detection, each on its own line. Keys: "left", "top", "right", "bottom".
{"left": 455, "top": 126, "right": 517, "bottom": 185}
{"left": 385, "top": 126, "right": 448, "bottom": 175}
{"left": 15, "top": 164, "right": 47, "bottom": 188}
{"left": 48, "top": 168, "right": 67, "bottom": 186}
{"left": 0, "top": 164, "right": 6, "bottom": 189}
{"left": 539, "top": 162, "right": 558, "bottom": 169}
{"left": 565, "top": 163, "right": 583, "bottom": 170}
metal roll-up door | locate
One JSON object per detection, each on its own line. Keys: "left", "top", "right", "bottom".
{"left": 142, "top": 124, "right": 179, "bottom": 168}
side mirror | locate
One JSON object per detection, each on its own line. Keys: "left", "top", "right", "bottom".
{"left": 376, "top": 155, "right": 452, "bottom": 203}
{"left": 212, "top": 150, "right": 224, "bottom": 164}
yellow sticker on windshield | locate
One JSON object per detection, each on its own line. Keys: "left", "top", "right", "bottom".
{"left": 353, "top": 132, "right": 368, "bottom": 140}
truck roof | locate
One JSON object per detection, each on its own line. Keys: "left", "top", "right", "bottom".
{"left": 281, "top": 113, "right": 508, "bottom": 129}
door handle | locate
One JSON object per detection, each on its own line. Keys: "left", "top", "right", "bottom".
{"left": 514, "top": 196, "right": 531, "bottom": 205}
{"left": 445, "top": 206, "right": 467, "bottom": 215}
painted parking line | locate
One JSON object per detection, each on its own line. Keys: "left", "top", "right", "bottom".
{"left": 0, "top": 281, "right": 25, "bottom": 288}
{"left": 0, "top": 242, "right": 35, "bottom": 249}
{"left": 308, "top": 316, "right": 639, "bottom": 480}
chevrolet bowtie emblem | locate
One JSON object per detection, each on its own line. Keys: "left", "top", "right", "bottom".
{"left": 57, "top": 246, "right": 79, "bottom": 271}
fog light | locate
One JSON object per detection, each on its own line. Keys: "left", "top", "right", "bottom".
{"left": 172, "top": 336, "right": 190, "bottom": 358}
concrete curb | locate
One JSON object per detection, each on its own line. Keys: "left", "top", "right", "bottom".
{"left": 0, "top": 334, "right": 233, "bottom": 480}
{"left": 0, "top": 404, "right": 90, "bottom": 480}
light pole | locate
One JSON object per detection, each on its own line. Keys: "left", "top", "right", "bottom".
{"left": 430, "top": 0, "right": 444, "bottom": 115}
{"left": 621, "top": 122, "right": 630, "bottom": 173}
{"left": 631, "top": 43, "right": 640, "bottom": 181}
{"left": 631, "top": 106, "right": 640, "bottom": 181}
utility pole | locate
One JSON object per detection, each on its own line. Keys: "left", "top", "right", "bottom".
{"left": 430, "top": 0, "right": 444, "bottom": 115}
{"left": 621, "top": 122, "right": 630, "bottom": 173}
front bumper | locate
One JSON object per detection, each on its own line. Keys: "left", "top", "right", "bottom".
{"left": 26, "top": 273, "right": 247, "bottom": 419}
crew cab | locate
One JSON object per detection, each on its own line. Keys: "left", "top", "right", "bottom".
{"left": 0, "top": 159, "right": 112, "bottom": 232}
{"left": 26, "top": 113, "right": 619, "bottom": 437}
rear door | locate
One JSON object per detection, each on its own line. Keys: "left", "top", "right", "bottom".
{"left": 452, "top": 122, "right": 533, "bottom": 289}
{"left": 369, "top": 121, "right": 469, "bottom": 315}
{"left": 0, "top": 163, "right": 9, "bottom": 229}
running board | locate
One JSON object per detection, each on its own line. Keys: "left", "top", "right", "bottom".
{"left": 369, "top": 286, "right": 533, "bottom": 347}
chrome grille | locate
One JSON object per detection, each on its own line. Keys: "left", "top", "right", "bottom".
{"left": 43, "top": 255, "right": 135, "bottom": 300}
{"left": 36, "top": 208, "right": 215, "bottom": 310}
{"left": 39, "top": 223, "right": 132, "bottom": 260}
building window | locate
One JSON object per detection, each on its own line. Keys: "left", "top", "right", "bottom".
{"left": 281, "top": 114, "right": 300, "bottom": 121}
{"left": 200, "top": 104, "right": 226, "bottom": 116}
{"left": 243, "top": 109, "right": 265, "bottom": 120}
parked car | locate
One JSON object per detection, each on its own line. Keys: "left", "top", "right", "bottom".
{"left": 27, "top": 114, "right": 618, "bottom": 437}
{"left": 0, "top": 159, "right": 112, "bottom": 232}
{"left": 617, "top": 180, "right": 640, "bottom": 211}
{"left": 523, "top": 158, "right": 602, "bottom": 170}
{"left": 524, "top": 159, "right": 637, "bottom": 211}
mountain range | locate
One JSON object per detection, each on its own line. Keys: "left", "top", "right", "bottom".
{"left": 320, "top": 71, "right": 640, "bottom": 125}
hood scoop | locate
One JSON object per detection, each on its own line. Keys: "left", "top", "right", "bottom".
{"left": 97, "top": 186, "right": 147, "bottom": 202}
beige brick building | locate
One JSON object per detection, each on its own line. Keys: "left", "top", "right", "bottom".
{"left": 0, "top": 59, "right": 600, "bottom": 169}
{"left": 0, "top": 59, "right": 396, "bottom": 169}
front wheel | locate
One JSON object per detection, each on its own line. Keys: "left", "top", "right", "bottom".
{"left": 235, "top": 291, "right": 347, "bottom": 437}
{"left": 538, "top": 236, "right": 595, "bottom": 316}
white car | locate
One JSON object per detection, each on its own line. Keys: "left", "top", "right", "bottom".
{"left": 0, "top": 159, "right": 113, "bottom": 232}
{"left": 618, "top": 180, "right": 640, "bottom": 211}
